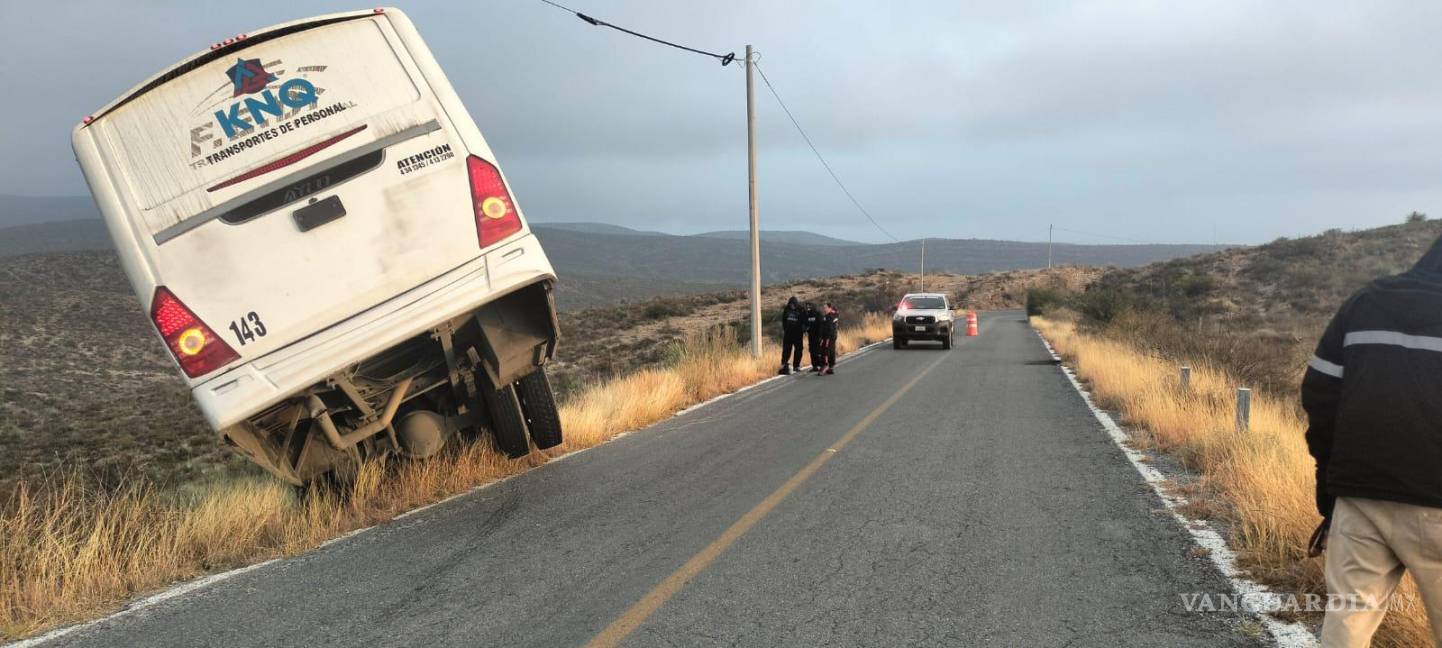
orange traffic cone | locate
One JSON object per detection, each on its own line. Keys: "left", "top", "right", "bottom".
{"left": 966, "top": 311, "right": 978, "bottom": 336}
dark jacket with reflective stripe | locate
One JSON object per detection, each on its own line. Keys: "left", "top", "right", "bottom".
{"left": 1303, "top": 264, "right": 1442, "bottom": 516}
{"left": 819, "top": 312, "right": 840, "bottom": 339}
{"left": 803, "top": 305, "right": 820, "bottom": 336}
{"left": 781, "top": 301, "right": 804, "bottom": 336}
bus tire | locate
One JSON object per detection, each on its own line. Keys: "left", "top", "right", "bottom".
{"left": 515, "top": 368, "right": 563, "bottom": 450}
{"left": 481, "top": 380, "right": 531, "bottom": 459}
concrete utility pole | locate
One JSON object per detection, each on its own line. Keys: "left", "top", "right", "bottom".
{"left": 1236, "top": 388, "right": 1252, "bottom": 432}
{"left": 919, "top": 238, "right": 926, "bottom": 292}
{"left": 1047, "top": 224, "right": 1053, "bottom": 270}
{"left": 745, "top": 45, "right": 762, "bottom": 358}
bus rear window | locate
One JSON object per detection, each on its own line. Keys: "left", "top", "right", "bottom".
{"left": 93, "top": 18, "right": 420, "bottom": 232}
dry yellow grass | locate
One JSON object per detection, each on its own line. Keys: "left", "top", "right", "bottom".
{"left": 1032, "top": 316, "right": 1431, "bottom": 647}
{"left": 0, "top": 313, "right": 893, "bottom": 641}
{"left": 562, "top": 313, "right": 891, "bottom": 448}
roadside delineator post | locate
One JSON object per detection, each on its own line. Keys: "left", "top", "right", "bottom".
{"left": 1236, "top": 388, "right": 1252, "bottom": 432}
{"left": 966, "top": 311, "right": 979, "bottom": 337}
{"left": 1180, "top": 366, "right": 1191, "bottom": 392}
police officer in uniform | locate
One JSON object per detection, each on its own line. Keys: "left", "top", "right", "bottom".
{"left": 1304, "top": 232, "right": 1442, "bottom": 646}
{"left": 803, "top": 302, "right": 822, "bottom": 372}
{"left": 818, "top": 303, "right": 840, "bottom": 375}
{"left": 779, "top": 296, "right": 804, "bottom": 375}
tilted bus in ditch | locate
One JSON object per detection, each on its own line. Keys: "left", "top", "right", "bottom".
{"left": 72, "top": 7, "right": 562, "bottom": 485}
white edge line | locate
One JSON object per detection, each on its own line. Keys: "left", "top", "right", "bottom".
{"left": 7, "top": 558, "right": 279, "bottom": 648}
{"left": 1033, "top": 330, "right": 1317, "bottom": 648}
{"left": 7, "top": 337, "right": 892, "bottom": 647}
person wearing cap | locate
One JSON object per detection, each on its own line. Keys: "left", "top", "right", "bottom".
{"left": 1303, "top": 232, "right": 1442, "bottom": 646}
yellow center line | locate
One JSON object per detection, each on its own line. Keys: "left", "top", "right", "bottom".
{"left": 584, "top": 352, "right": 951, "bottom": 648}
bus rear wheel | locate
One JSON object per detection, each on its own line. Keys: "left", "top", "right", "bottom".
{"left": 516, "top": 368, "right": 563, "bottom": 450}
{"left": 480, "top": 375, "right": 531, "bottom": 459}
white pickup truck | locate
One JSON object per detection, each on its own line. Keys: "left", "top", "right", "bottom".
{"left": 72, "top": 8, "right": 563, "bottom": 485}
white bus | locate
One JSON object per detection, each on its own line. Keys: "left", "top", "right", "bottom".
{"left": 72, "top": 7, "right": 563, "bottom": 485}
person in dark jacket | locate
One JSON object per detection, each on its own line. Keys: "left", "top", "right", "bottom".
{"left": 779, "top": 296, "right": 804, "bottom": 375}
{"left": 818, "top": 303, "right": 840, "bottom": 375}
{"left": 803, "top": 302, "right": 822, "bottom": 372}
{"left": 1303, "top": 233, "right": 1442, "bottom": 646}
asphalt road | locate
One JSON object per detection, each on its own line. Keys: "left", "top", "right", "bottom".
{"left": 35, "top": 310, "right": 1266, "bottom": 647}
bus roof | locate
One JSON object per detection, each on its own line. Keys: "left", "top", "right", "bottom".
{"left": 77, "top": 7, "right": 395, "bottom": 129}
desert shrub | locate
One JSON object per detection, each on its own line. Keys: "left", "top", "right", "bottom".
{"left": 1174, "top": 273, "right": 1215, "bottom": 298}
{"left": 854, "top": 284, "right": 903, "bottom": 313}
{"left": 1074, "top": 287, "right": 1134, "bottom": 324}
{"left": 1025, "top": 287, "right": 1067, "bottom": 316}
{"left": 722, "top": 320, "right": 755, "bottom": 346}
{"left": 1243, "top": 255, "right": 1288, "bottom": 280}
{"left": 1407, "top": 211, "right": 1427, "bottom": 224}
{"left": 641, "top": 301, "right": 691, "bottom": 319}
{"left": 1097, "top": 309, "right": 1310, "bottom": 398}
{"left": 1265, "top": 236, "right": 1332, "bottom": 260}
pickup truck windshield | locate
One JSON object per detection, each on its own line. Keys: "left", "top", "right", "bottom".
{"left": 903, "top": 297, "right": 946, "bottom": 309}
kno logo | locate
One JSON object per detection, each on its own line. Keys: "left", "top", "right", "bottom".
{"left": 213, "top": 59, "right": 318, "bottom": 138}
{"left": 226, "top": 58, "right": 275, "bottom": 96}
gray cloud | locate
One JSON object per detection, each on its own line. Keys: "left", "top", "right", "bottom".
{"left": 3, "top": 0, "right": 1441, "bottom": 244}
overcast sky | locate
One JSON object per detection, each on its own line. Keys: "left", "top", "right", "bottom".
{"left": 3, "top": 1, "right": 1441, "bottom": 244}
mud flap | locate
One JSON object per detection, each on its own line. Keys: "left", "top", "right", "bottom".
{"left": 473, "top": 282, "right": 559, "bottom": 388}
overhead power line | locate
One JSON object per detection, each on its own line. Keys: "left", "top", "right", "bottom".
{"left": 536, "top": 0, "right": 736, "bottom": 65}
{"left": 752, "top": 62, "right": 900, "bottom": 243}
{"left": 535, "top": 0, "right": 898, "bottom": 244}
{"left": 534, "top": 0, "right": 761, "bottom": 356}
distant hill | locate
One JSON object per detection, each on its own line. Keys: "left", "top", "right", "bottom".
{"left": 550, "top": 272, "right": 742, "bottom": 310}
{"left": 529, "top": 222, "right": 860, "bottom": 246}
{"left": 1096, "top": 219, "right": 1442, "bottom": 334}
{"left": 0, "top": 195, "right": 1230, "bottom": 289}
{"left": 528, "top": 221, "right": 667, "bottom": 237}
{"left": 688, "top": 230, "right": 861, "bottom": 246}
{"left": 529, "top": 226, "right": 1228, "bottom": 284}
{"left": 0, "top": 194, "right": 98, "bottom": 228}
{"left": 0, "top": 219, "right": 111, "bottom": 257}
